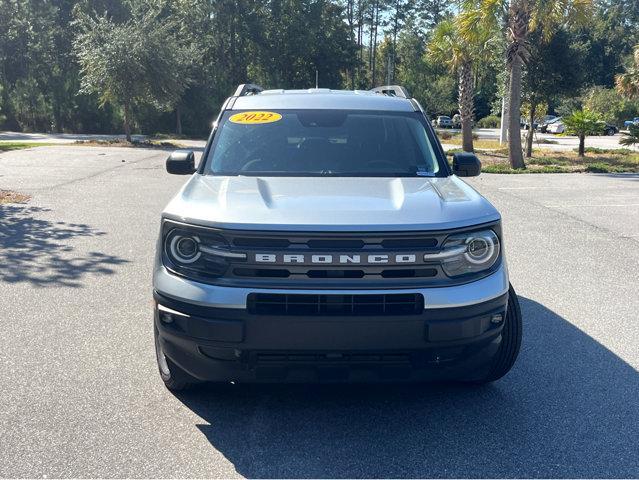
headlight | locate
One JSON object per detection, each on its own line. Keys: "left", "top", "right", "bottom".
{"left": 163, "top": 222, "right": 245, "bottom": 279}
{"left": 168, "top": 234, "right": 201, "bottom": 263}
{"left": 425, "top": 229, "right": 500, "bottom": 277}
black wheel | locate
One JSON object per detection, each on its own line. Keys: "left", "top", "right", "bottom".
{"left": 474, "top": 284, "right": 522, "bottom": 383}
{"left": 154, "top": 327, "right": 199, "bottom": 391}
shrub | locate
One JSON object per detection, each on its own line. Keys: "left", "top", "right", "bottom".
{"left": 482, "top": 164, "right": 571, "bottom": 174}
{"left": 477, "top": 115, "right": 500, "bottom": 128}
{"left": 583, "top": 163, "right": 631, "bottom": 173}
{"left": 439, "top": 131, "right": 453, "bottom": 140}
{"left": 580, "top": 146, "right": 633, "bottom": 155}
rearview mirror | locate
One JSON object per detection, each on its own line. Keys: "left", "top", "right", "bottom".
{"left": 452, "top": 152, "right": 481, "bottom": 177}
{"left": 166, "top": 150, "right": 196, "bottom": 175}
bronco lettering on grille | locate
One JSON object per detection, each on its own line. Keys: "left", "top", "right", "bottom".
{"left": 254, "top": 253, "right": 422, "bottom": 265}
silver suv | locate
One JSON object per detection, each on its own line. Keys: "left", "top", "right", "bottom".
{"left": 153, "top": 84, "right": 522, "bottom": 390}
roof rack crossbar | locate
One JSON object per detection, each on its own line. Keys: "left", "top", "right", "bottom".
{"left": 234, "top": 83, "right": 264, "bottom": 97}
{"left": 370, "top": 85, "right": 411, "bottom": 99}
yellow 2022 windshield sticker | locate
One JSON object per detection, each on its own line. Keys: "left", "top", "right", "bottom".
{"left": 229, "top": 111, "right": 282, "bottom": 124}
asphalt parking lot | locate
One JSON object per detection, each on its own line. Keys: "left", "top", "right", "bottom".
{"left": 1, "top": 146, "right": 638, "bottom": 478}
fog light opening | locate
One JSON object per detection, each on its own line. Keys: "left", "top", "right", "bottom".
{"left": 491, "top": 313, "right": 504, "bottom": 324}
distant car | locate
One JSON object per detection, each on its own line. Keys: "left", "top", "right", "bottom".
{"left": 546, "top": 118, "right": 565, "bottom": 134}
{"left": 539, "top": 115, "right": 559, "bottom": 133}
{"left": 623, "top": 117, "right": 639, "bottom": 128}
{"left": 436, "top": 115, "right": 453, "bottom": 128}
{"left": 603, "top": 123, "right": 618, "bottom": 136}
{"left": 452, "top": 114, "right": 461, "bottom": 129}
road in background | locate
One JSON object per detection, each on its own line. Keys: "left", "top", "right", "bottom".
{"left": 4, "top": 128, "right": 636, "bottom": 152}
{"left": 1, "top": 146, "right": 638, "bottom": 477}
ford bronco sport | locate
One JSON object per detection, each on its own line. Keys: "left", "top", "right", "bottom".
{"left": 153, "top": 84, "right": 522, "bottom": 390}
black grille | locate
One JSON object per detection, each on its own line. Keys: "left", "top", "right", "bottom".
{"left": 381, "top": 238, "right": 438, "bottom": 248}
{"left": 247, "top": 293, "right": 424, "bottom": 316}
{"left": 233, "top": 237, "right": 291, "bottom": 248}
{"left": 233, "top": 267, "right": 438, "bottom": 279}
{"left": 231, "top": 234, "right": 439, "bottom": 250}
{"left": 177, "top": 224, "right": 501, "bottom": 288}
{"left": 255, "top": 352, "right": 412, "bottom": 364}
{"left": 220, "top": 231, "right": 449, "bottom": 287}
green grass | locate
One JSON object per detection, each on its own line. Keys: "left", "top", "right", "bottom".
{"left": 0, "top": 142, "right": 56, "bottom": 152}
{"left": 578, "top": 147, "right": 634, "bottom": 155}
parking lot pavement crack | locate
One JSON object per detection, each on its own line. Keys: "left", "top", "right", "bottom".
{"left": 480, "top": 182, "right": 639, "bottom": 245}
{"left": 40, "top": 152, "right": 163, "bottom": 191}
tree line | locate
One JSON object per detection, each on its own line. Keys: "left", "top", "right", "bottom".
{"left": 1, "top": 0, "right": 638, "bottom": 166}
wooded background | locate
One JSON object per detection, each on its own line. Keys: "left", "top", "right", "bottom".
{"left": 1, "top": 0, "right": 638, "bottom": 137}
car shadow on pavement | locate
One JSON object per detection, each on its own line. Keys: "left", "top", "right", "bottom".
{"left": 173, "top": 297, "right": 639, "bottom": 478}
{"left": 0, "top": 203, "right": 128, "bottom": 287}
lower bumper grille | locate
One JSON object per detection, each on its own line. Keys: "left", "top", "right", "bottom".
{"left": 247, "top": 293, "right": 424, "bottom": 316}
{"left": 255, "top": 351, "right": 412, "bottom": 364}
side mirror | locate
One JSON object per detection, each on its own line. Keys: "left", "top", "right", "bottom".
{"left": 166, "top": 150, "right": 196, "bottom": 175}
{"left": 452, "top": 152, "right": 481, "bottom": 177}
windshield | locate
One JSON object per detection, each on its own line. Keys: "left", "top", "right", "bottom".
{"left": 206, "top": 109, "right": 443, "bottom": 177}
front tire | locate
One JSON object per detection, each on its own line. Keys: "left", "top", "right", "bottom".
{"left": 154, "top": 327, "right": 199, "bottom": 391}
{"left": 474, "top": 284, "right": 522, "bottom": 383}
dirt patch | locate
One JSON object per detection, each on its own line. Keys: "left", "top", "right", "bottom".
{"left": 0, "top": 190, "right": 31, "bottom": 204}
{"left": 74, "top": 139, "right": 186, "bottom": 149}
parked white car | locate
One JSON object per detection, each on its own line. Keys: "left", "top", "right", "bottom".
{"left": 546, "top": 118, "right": 565, "bottom": 134}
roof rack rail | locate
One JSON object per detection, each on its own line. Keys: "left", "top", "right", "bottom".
{"left": 370, "top": 85, "right": 411, "bottom": 99}
{"left": 234, "top": 83, "right": 264, "bottom": 97}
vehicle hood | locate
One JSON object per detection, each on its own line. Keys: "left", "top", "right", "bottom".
{"left": 162, "top": 175, "right": 500, "bottom": 232}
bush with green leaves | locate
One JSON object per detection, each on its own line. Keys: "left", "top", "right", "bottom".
{"left": 477, "top": 115, "right": 500, "bottom": 128}
{"left": 620, "top": 124, "right": 639, "bottom": 148}
{"left": 562, "top": 109, "right": 605, "bottom": 157}
{"left": 583, "top": 86, "right": 639, "bottom": 126}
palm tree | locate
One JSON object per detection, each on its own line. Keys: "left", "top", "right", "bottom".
{"left": 616, "top": 45, "right": 639, "bottom": 100}
{"left": 562, "top": 109, "right": 604, "bottom": 157}
{"left": 620, "top": 124, "right": 639, "bottom": 148}
{"left": 429, "top": 17, "right": 491, "bottom": 153}
{"left": 461, "top": 0, "right": 592, "bottom": 169}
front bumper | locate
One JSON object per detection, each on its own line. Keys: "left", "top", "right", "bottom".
{"left": 153, "top": 265, "right": 510, "bottom": 383}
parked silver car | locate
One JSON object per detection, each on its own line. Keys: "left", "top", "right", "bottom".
{"left": 547, "top": 117, "right": 565, "bottom": 134}
{"left": 154, "top": 84, "right": 522, "bottom": 389}
{"left": 435, "top": 115, "right": 453, "bottom": 128}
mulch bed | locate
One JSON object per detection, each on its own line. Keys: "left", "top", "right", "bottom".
{"left": 0, "top": 190, "right": 31, "bottom": 204}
